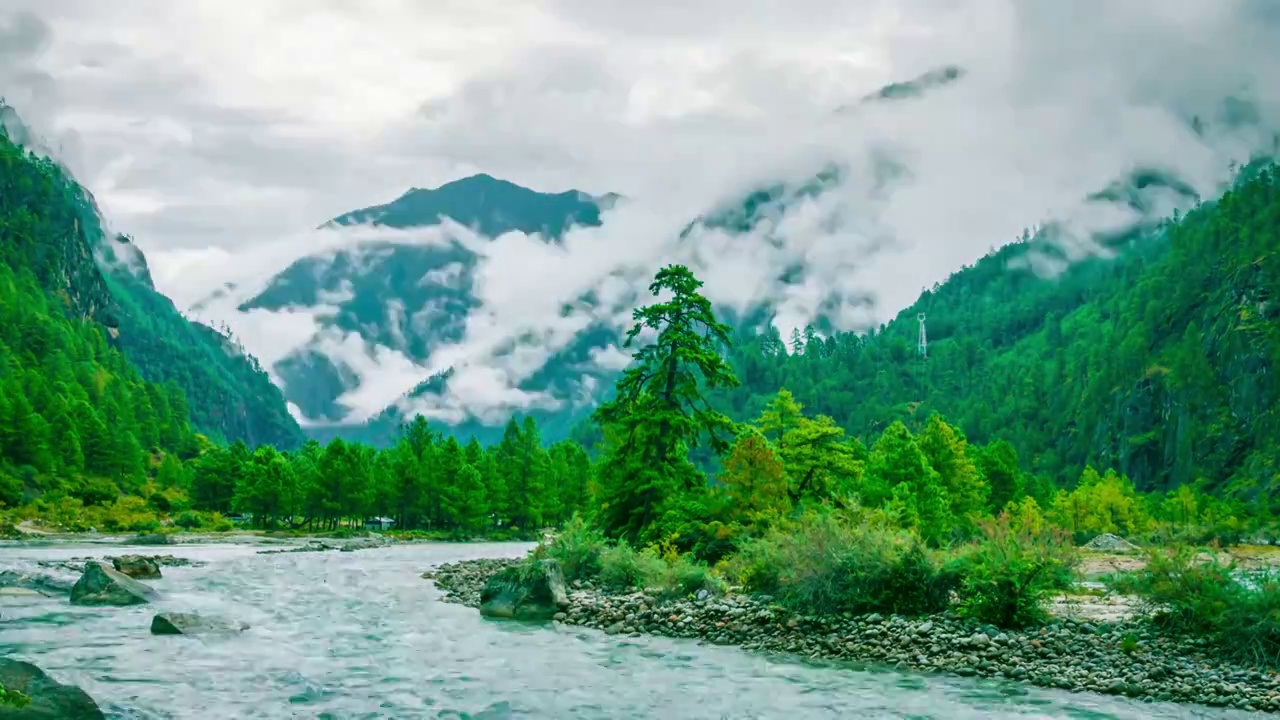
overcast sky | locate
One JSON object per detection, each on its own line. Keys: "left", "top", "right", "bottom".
{"left": 4, "top": 1, "right": 1280, "bottom": 423}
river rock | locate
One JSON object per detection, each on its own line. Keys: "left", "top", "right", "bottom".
{"left": 0, "top": 571, "right": 74, "bottom": 597}
{"left": 150, "top": 612, "right": 249, "bottom": 635}
{"left": 110, "top": 555, "right": 162, "bottom": 580}
{"left": 69, "top": 562, "right": 158, "bottom": 606}
{"left": 125, "top": 533, "right": 173, "bottom": 546}
{"left": 0, "top": 658, "right": 104, "bottom": 719}
{"left": 1082, "top": 533, "right": 1140, "bottom": 554}
{"left": 479, "top": 559, "right": 570, "bottom": 621}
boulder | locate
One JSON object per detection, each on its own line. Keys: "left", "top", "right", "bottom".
{"left": 479, "top": 559, "right": 570, "bottom": 621}
{"left": 126, "top": 533, "right": 173, "bottom": 546}
{"left": 69, "top": 562, "right": 158, "bottom": 606}
{"left": 150, "top": 612, "right": 249, "bottom": 636}
{"left": 0, "top": 658, "right": 104, "bottom": 720}
{"left": 1082, "top": 533, "right": 1140, "bottom": 554}
{"left": 0, "top": 571, "right": 75, "bottom": 597}
{"left": 110, "top": 555, "right": 162, "bottom": 580}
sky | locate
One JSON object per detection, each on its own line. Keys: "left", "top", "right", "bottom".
{"left": 3, "top": 0, "right": 1280, "bottom": 425}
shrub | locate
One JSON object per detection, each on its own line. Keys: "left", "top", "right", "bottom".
{"left": 598, "top": 542, "right": 666, "bottom": 591}
{"left": 1108, "top": 546, "right": 1280, "bottom": 664}
{"left": 953, "top": 512, "right": 1077, "bottom": 628}
{"left": 174, "top": 510, "right": 203, "bottom": 529}
{"left": 541, "top": 516, "right": 607, "bottom": 584}
{"left": 656, "top": 554, "right": 727, "bottom": 599}
{"left": 727, "top": 510, "right": 959, "bottom": 616}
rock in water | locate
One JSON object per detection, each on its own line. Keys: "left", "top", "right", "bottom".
{"left": 126, "top": 533, "right": 172, "bottom": 546}
{"left": 0, "top": 571, "right": 74, "bottom": 597}
{"left": 479, "top": 559, "right": 570, "bottom": 621}
{"left": 69, "top": 562, "right": 158, "bottom": 606}
{"left": 110, "top": 555, "right": 162, "bottom": 580}
{"left": 150, "top": 612, "right": 249, "bottom": 636}
{"left": 0, "top": 658, "right": 104, "bottom": 719}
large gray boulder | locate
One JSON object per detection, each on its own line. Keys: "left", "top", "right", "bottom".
{"left": 479, "top": 559, "right": 570, "bottom": 621}
{"left": 150, "top": 612, "right": 248, "bottom": 636}
{"left": 110, "top": 555, "right": 162, "bottom": 580}
{"left": 0, "top": 658, "right": 104, "bottom": 719}
{"left": 69, "top": 562, "right": 158, "bottom": 606}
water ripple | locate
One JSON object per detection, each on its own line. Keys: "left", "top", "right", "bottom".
{"left": 0, "top": 542, "right": 1265, "bottom": 719}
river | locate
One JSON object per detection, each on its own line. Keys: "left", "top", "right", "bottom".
{"left": 0, "top": 540, "right": 1261, "bottom": 719}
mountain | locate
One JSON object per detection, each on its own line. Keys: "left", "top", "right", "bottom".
{"left": 324, "top": 172, "right": 614, "bottom": 234}
{"left": 0, "top": 120, "right": 201, "bottom": 505}
{"left": 222, "top": 174, "right": 616, "bottom": 439}
{"left": 707, "top": 157, "right": 1280, "bottom": 500}
{"left": 0, "top": 104, "right": 304, "bottom": 451}
{"left": 98, "top": 234, "right": 304, "bottom": 449}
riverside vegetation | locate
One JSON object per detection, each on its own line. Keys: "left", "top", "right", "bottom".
{"left": 5, "top": 102, "right": 1280, "bottom": 710}
{"left": 430, "top": 169, "right": 1280, "bottom": 711}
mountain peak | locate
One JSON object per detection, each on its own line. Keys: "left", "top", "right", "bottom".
{"left": 326, "top": 174, "right": 609, "bottom": 238}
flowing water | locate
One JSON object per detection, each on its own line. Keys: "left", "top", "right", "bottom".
{"left": 0, "top": 540, "right": 1261, "bottom": 719}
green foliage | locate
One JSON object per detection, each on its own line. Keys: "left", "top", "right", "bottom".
{"left": 1109, "top": 547, "right": 1280, "bottom": 664}
{"left": 540, "top": 516, "right": 607, "bottom": 584}
{"left": 954, "top": 513, "right": 1078, "bottom": 628}
{"left": 0, "top": 682, "right": 31, "bottom": 708}
{"left": 728, "top": 510, "right": 959, "bottom": 616}
{"left": 709, "top": 165, "right": 1280, "bottom": 506}
{"left": 598, "top": 542, "right": 667, "bottom": 592}
{"left": 592, "top": 264, "right": 741, "bottom": 545}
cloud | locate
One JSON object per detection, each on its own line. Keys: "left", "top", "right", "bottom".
{"left": 7, "top": 0, "right": 1280, "bottom": 425}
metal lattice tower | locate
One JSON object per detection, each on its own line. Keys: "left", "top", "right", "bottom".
{"left": 917, "top": 313, "right": 927, "bottom": 358}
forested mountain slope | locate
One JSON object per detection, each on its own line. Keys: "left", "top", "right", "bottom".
{"left": 98, "top": 234, "right": 303, "bottom": 448}
{"left": 0, "top": 110, "right": 302, "bottom": 452}
{"left": 710, "top": 161, "right": 1280, "bottom": 503}
{"left": 0, "top": 129, "right": 201, "bottom": 505}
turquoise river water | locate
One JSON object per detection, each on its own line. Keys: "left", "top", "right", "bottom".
{"left": 0, "top": 540, "right": 1263, "bottom": 719}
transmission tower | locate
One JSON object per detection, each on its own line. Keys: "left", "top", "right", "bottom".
{"left": 917, "top": 312, "right": 927, "bottom": 358}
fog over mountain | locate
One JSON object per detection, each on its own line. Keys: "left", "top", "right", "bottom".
{"left": 4, "top": 1, "right": 1279, "bottom": 439}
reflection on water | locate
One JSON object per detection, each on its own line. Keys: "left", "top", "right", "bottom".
{"left": 0, "top": 541, "right": 1262, "bottom": 719}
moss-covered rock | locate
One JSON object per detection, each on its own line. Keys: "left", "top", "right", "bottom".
{"left": 479, "top": 559, "right": 569, "bottom": 621}
{"left": 0, "top": 659, "right": 103, "bottom": 719}
{"left": 69, "top": 562, "right": 158, "bottom": 606}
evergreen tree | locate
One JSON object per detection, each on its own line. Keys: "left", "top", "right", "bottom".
{"left": 592, "top": 264, "right": 740, "bottom": 544}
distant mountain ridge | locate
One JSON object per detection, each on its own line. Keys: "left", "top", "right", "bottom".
{"left": 231, "top": 174, "right": 616, "bottom": 431}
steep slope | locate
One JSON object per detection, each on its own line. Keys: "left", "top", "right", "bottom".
{"left": 0, "top": 126, "right": 199, "bottom": 504}
{"left": 0, "top": 105, "right": 303, "bottom": 450}
{"left": 711, "top": 159, "right": 1280, "bottom": 500}
{"left": 98, "top": 234, "right": 304, "bottom": 449}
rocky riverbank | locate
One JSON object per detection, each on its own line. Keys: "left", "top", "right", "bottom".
{"left": 426, "top": 558, "right": 1280, "bottom": 713}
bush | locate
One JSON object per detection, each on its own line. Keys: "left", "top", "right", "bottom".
{"left": 953, "top": 513, "right": 1077, "bottom": 628}
{"left": 174, "top": 510, "right": 203, "bottom": 529}
{"left": 598, "top": 542, "right": 666, "bottom": 591}
{"left": 540, "top": 516, "right": 607, "bottom": 584}
{"left": 727, "top": 510, "right": 959, "bottom": 616}
{"left": 656, "top": 554, "right": 727, "bottom": 599}
{"left": 1108, "top": 546, "right": 1280, "bottom": 664}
